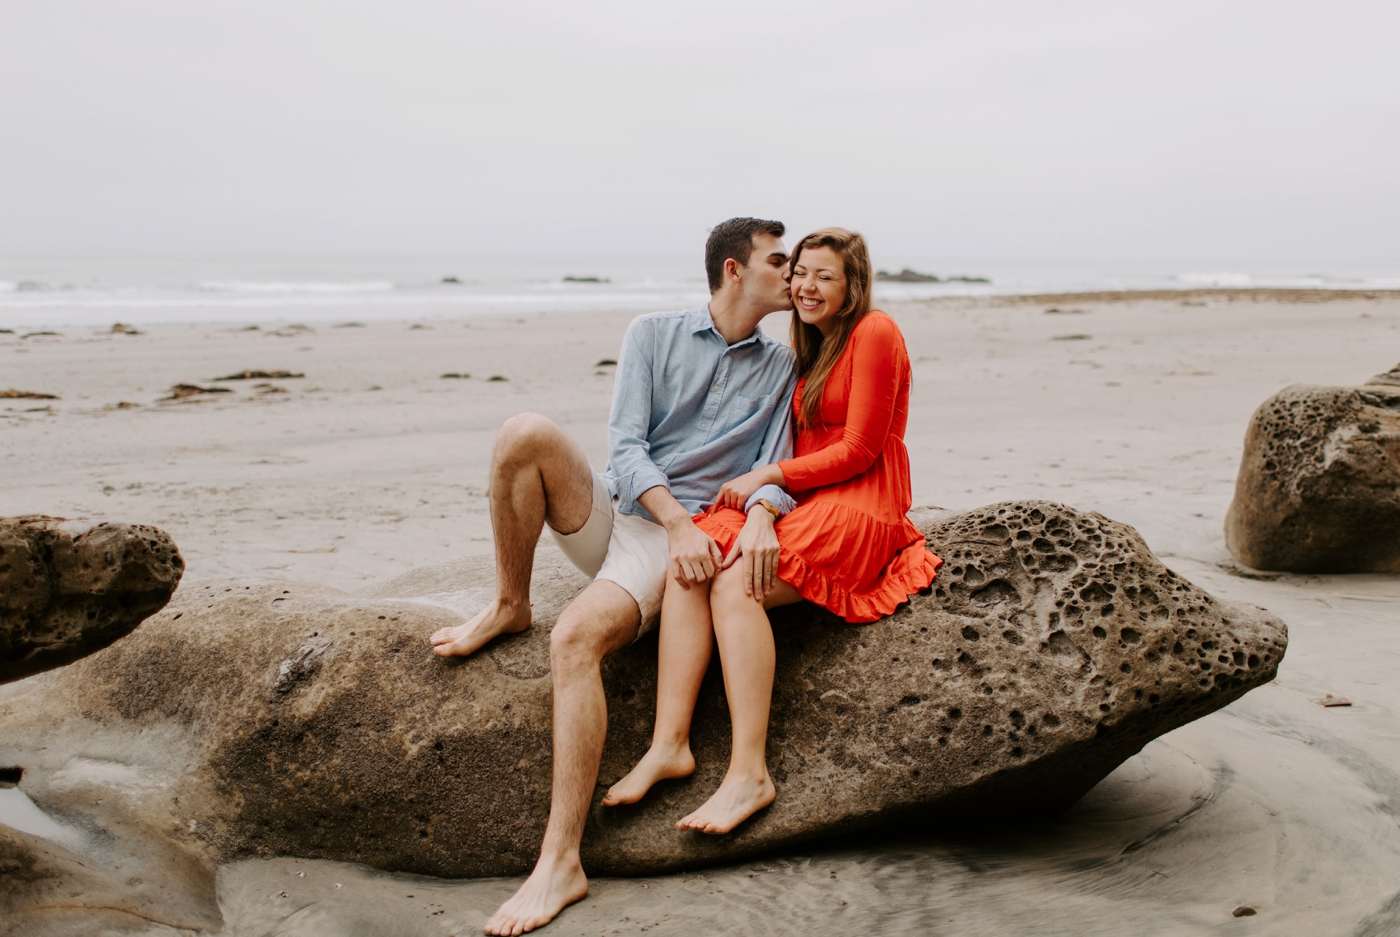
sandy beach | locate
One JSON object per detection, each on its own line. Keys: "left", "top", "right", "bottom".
{"left": 4, "top": 289, "right": 1400, "bottom": 935}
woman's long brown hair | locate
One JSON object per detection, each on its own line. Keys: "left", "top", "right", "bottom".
{"left": 789, "top": 227, "right": 873, "bottom": 428}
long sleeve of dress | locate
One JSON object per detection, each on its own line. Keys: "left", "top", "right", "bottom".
{"left": 778, "top": 315, "right": 903, "bottom": 492}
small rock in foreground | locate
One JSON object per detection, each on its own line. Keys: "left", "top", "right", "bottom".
{"left": 0, "top": 516, "right": 184, "bottom": 683}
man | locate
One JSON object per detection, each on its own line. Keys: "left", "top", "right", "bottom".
{"left": 429, "top": 217, "right": 799, "bottom": 935}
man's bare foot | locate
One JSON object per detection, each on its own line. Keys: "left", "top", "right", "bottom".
{"left": 483, "top": 856, "right": 588, "bottom": 936}
{"left": 601, "top": 742, "right": 696, "bottom": 806}
{"left": 431, "top": 599, "right": 531, "bottom": 658}
{"left": 676, "top": 770, "right": 775, "bottom": 834}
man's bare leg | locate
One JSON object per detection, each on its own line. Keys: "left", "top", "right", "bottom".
{"left": 484, "top": 579, "right": 640, "bottom": 936}
{"left": 432, "top": 412, "right": 596, "bottom": 657}
{"left": 677, "top": 570, "right": 801, "bottom": 834}
{"left": 602, "top": 577, "right": 713, "bottom": 806}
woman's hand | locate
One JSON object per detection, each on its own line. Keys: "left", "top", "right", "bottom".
{"left": 716, "top": 465, "right": 785, "bottom": 511}
{"left": 720, "top": 505, "right": 780, "bottom": 598}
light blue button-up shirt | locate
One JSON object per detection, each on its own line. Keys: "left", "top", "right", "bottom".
{"left": 601, "top": 304, "right": 798, "bottom": 523}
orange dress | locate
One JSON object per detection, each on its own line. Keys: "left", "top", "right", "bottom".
{"left": 695, "top": 311, "right": 942, "bottom": 622}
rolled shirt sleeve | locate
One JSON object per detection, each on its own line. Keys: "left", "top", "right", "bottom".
{"left": 606, "top": 318, "right": 671, "bottom": 514}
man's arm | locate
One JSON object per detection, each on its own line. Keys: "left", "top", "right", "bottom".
{"left": 606, "top": 319, "right": 672, "bottom": 517}
{"left": 638, "top": 485, "right": 724, "bottom": 588}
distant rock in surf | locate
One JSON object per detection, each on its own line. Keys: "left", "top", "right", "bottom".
{"left": 1225, "top": 364, "right": 1400, "bottom": 572}
{"left": 0, "top": 515, "right": 183, "bottom": 684}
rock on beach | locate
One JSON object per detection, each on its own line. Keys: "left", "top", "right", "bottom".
{"left": 0, "top": 516, "right": 184, "bottom": 683}
{"left": 1225, "top": 364, "right": 1400, "bottom": 572}
{"left": 0, "top": 499, "right": 1285, "bottom": 932}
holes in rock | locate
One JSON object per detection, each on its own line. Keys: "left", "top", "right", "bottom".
{"left": 1092, "top": 626, "right": 1107, "bottom": 639}
{"left": 948, "top": 707, "right": 962, "bottom": 720}
{"left": 1100, "top": 604, "right": 1114, "bottom": 617}
{"left": 898, "top": 694, "right": 922, "bottom": 707}
{"left": 1120, "top": 663, "right": 1132, "bottom": 674}
{"left": 970, "top": 579, "right": 1018, "bottom": 607}
{"left": 433, "top": 741, "right": 443, "bottom": 752}
{"left": 1010, "top": 747, "right": 1024, "bottom": 758}
{"left": 1042, "top": 713, "right": 1060, "bottom": 727}
{"left": 0, "top": 767, "right": 22, "bottom": 787}
{"left": 1120, "top": 628, "right": 1141, "bottom": 644}
{"left": 1044, "top": 631, "right": 1077, "bottom": 655}
{"left": 1010, "top": 710, "right": 1025, "bottom": 728}
{"left": 1247, "top": 654, "right": 1260, "bottom": 668}
{"left": 982, "top": 725, "right": 993, "bottom": 736}
{"left": 961, "top": 626, "right": 981, "bottom": 642}
{"left": 1003, "top": 630, "right": 1023, "bottom": 645}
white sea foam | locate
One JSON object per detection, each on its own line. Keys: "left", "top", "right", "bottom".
{"left": 1176, "top": 271, "right": 1254, "bottom": 286}
{"left": 196, "top": 280, "right": 397, "bottom": 294}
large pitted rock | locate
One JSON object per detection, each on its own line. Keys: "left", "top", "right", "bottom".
{"left": 1225, "top": 364, "right": 1400, "bottom": 572}
{"left": 0, "top": 515, "right": 184, "bottom": 683}
{"left": 0, "top": 501, "right": 1285, "bottom": 929}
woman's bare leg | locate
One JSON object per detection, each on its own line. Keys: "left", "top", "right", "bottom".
{"left": 677, "top": 570, "right": 801, "bottom": 834}
{"left": 602, "top": 576, "right": 714, "bottom": 806}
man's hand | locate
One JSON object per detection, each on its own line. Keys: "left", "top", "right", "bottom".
{"left": 637, "top": 484, "right": 723, "bottom": 589}
{"left": 716, "top": 464, "right": 785, "bottom": 511}
{"left": 665, "top": 516, "right": 724, "bottom": 589}
{"left": 719, "top": 505, "right": 780, "bottom": 599}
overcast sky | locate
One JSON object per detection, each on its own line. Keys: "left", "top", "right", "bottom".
{"left": 3, "top": 0, "right": 1396, "bottom": 267}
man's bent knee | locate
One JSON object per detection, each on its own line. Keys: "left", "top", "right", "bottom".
{"left": 495, "top": 411, "right": 561, "bottom": 459}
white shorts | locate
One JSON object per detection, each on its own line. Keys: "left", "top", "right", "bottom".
{"left": 549, "top": 474, "right": 668, "bottom": 637}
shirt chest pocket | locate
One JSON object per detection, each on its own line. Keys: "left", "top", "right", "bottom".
{"left": 721, "top": 391, "right": 777, "bottom": 435}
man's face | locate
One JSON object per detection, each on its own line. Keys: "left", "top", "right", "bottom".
{"left": 738, "top": 233, "right": 792, "bottom": 313}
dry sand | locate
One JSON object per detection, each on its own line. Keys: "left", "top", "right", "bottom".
{"left": 3, "top": 291, "right": 1400, "bottom": 935}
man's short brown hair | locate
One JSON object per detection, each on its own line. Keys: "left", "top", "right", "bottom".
{"left": 705, "top": 217, "right": 786, "bottom": 294}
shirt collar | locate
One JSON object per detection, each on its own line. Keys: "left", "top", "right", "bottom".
{"left": 691, "top": 303, "right": 766, "bottom": 349}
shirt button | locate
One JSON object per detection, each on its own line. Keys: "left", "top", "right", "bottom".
{"left": 700, "top": 422, "right": 708, "bottom": 429}
{"left": 712, "top": 386, "right": 719, "bottom": 392}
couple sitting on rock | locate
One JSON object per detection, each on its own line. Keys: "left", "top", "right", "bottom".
{"left": 429, "top": 217, "right": 943, "bottom": 935}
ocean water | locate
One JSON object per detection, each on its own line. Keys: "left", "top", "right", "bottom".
{"left": 1, "top": 253, "right": 1397, "bottom": 330}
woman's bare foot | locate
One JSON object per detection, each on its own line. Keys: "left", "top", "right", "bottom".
{"left": 601, "top": 742, "right": 696, "bottom": 806}
{"left": 675, "top": 769, "right": 775, "bottom": 834}
{"left": 484, "top": 855, "right": 588, "bottom": 936}
{"left": 431, "top": 599, "right": 531, "bottom": 658}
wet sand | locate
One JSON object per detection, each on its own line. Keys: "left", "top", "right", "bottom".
{"left": 3, "top": 291, "right": 1399, "bottom": 934}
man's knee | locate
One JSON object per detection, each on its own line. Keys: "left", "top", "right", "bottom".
{"left": 495, "top": 412, "right": 560, "bottom": 463}
{"left": 549, "top": 611, "right": 610, "bottom": 673}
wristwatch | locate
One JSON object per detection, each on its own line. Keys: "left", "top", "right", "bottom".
{"left": 754, "top": 499, "right": 781, "bottom": 519}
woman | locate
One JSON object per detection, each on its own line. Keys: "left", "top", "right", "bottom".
{"left": 603, "top": 228, "right": 942, "bottom": 833}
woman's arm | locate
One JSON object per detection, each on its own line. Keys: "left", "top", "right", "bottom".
{"left": 777, "top": 315, "right": 904, "bottom": 492}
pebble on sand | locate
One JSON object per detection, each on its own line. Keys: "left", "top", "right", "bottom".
{"left": 1052, "top": 334, "right": 1093, "bottom": 341}
{"left": 109, "top": 323, "right": 143, "bottom": 334}
{"left": 440, "top": 373, "right": 470, "bottom": 379}
{"left": 595, "top": 358, "right": 617, "bottom": 366}
{"left": 1233, "top": 906, "right": 1258, "bottom": 917}
{"left": 487, "top": 375, "right": 508, "bottom": 382}
{"left": 0, "top": 389, "right": 58, "bottom": 400}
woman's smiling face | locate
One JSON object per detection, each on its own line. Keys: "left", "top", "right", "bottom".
{"left": 790, "top": 246, "right": 847, "bottom": 337}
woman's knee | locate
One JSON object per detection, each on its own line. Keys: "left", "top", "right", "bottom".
{"left": 710, "top": 567, "right": 758, "bottom": 614}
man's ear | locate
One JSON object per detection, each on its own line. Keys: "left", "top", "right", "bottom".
{"left": 724, "top": 256, "right": 743, "bottom": 285}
